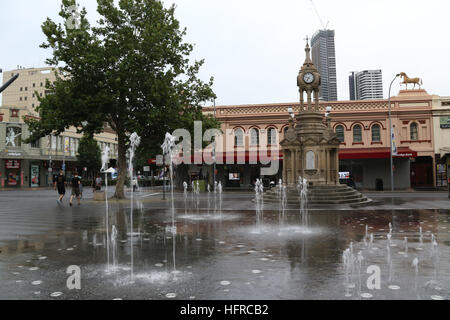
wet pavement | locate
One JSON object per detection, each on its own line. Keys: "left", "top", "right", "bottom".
{"left": 0, "top": 189, "right": 449, "bottom": 300}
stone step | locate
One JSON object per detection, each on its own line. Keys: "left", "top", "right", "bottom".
{"left": 266, "top": 190, "right": 361, "bottom": 198}
{"left": 282, "top": 198, "right": 368, "bottom": 205}
{"left": 262, "top": 184, "right": 372, "bottom": 206}
{"left": 264, "top": 191, "right": 363, "bottom": 199}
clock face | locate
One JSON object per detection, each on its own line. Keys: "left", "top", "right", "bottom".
{"left": 303, "top": 72, "right": 314, "bottom": 84}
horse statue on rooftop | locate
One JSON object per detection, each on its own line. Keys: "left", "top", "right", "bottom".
{"left": 399, "top": 72, "right": 423, "bottom": 90}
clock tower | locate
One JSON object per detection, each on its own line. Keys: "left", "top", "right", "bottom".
{"left": 280, "top": 38, "right": 341, "bottom": 186}
{"left": 297, "top": 38, "right": 321, "bottom": 112}
{"left": 266, "top": 38, "right": 371, "bottom": 206}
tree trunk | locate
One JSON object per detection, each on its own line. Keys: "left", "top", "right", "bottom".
{"left": 114, "top": 128, "right": 127, "bottom": 199}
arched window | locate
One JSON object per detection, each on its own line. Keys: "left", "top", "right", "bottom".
{"left": 410, "top": 123, "right": 418, "bottom": 141}
{"left": 335, "top": 125, "right": 344, "bottom": 142}
{"left": 353, "top": 125, "right": 362, "bottom": 142}
{"left": 250, "top": 128, "right": 259, "bottom": 146}
{"left": 267, "top": 128, "right": 277, "bottom": 145}
{"left": 234, "top": 128, "right": 244, "bottom": 146}
{"left": 371, "top": 124, "right": 381, "bottom": 142}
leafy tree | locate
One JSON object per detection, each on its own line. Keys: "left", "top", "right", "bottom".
{"left": 77, "top": 134, "right": 102, "bottom": 176}
{"left": 25, "top": 0, "right": 219, "bottom": 198}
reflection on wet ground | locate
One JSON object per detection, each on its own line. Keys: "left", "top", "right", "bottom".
{"left": 0, "top": 190, "right": 449, "bottom": 300}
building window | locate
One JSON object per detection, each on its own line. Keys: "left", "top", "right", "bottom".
{"left": 234, "top": 128, "right": 244, "bottom": 147}
{"left": 267, "top": 128, "right": 277, "bottom": 145}
{"left": 410, "top": 122, "right": 418, "bottom": 141}
{"left": 250, "top": 128, "right": 259, "bottom": 146}
{"left": 40, "top": 82, "right": 43, "bottom": 87}
{"left": 353, "top": 125, "right": 362, "bottom": 142}
{"left": 33, "top": 83, "right": 36, "bottom": 87}
{"left": 10, "top": 109, "right": 19, "bottom": 117}
{"left": 372, "top": 124, "right": 381, "bottom": 142}
{"left": 24, "top": 96, "right": 27, "bottom": 101}
{"left": 20, "top": 87, "right": 23, "bottom": 91}
{"left": 19, "top": 97, "right": 22, "bottom": 101}
{"left": 25, "top": 87, "right": 28, "bottom": 91}
{"left": 335, "top": 125, "right": 345, "bottom": 142}
{"left": 31, "top": 138, "right": 40, "bottom": 149}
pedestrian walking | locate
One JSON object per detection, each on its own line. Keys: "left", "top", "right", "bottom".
{"left": 78, "top": 175, "right": 83, "bottom": 199}
{"left": 54, "top": 170, "right": 66, "bottom": 205}
{"left": 69, "top": 171, "right": 81, "bottom": 207}
{"left": 95, "top": 174, "right": 102, "bottom": 191}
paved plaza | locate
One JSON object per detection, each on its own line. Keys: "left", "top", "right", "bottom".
{"left": 0, "top": 188, "right": 449, "bottom": 300}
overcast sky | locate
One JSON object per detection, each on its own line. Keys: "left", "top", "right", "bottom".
{"left": 1, "top": 0, "right": 449, "bottom": 106}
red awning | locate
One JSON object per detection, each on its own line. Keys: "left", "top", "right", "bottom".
{"left": 339, "top": 147, "right": 417, "bottom": 160}
{"left": 149, "top": 150, "right": 284, "bottom": 165}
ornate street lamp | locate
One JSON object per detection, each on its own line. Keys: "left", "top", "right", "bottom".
{"left": 388, "top": 74, "right": 401, "bottom": 192}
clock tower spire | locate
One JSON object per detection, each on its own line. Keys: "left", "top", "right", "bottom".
{"left": 297, "top": 38, "right": 321, "bottom": 111}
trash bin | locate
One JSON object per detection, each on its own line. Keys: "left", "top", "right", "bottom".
{"left": 376, "top": 179, "right": 383, "bottom": 191}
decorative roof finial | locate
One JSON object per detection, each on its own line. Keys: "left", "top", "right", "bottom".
{"left": 304, "top": 35, "right": 312, "bottom": 64}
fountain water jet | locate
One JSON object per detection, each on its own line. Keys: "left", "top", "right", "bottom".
{"left": 101, "top": 146, "right": 111, "bottom": 270}
{"left": 297, "top": 177, "right": 309, "bottom": 227}
{"left": 255, "top": 179, "right": 264, "bottom": 233}
{"left": 111, "top": 225, "right": 118, "bottom": 271}
{"left": 128, "top": 132, "right": 141, "bottom": 280}
{"left": 161, "top": 133, "right": 177, "bottom": 275}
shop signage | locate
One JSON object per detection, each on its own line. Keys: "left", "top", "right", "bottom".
{"left": 7, "top": 152, "right": 22, "bottom": 157}
{"left": 339, "top": 172, "right": 350, "bottom": 179}
{"left": 440, "top": 116, "right": 450, "bottom": 129}
{"left": 394, "top": 153, "right": 415, "bottom": 158}
{"left": 5, "top": 160, "right": 21, "bottom": 169}
{"left": 64, "top": 137, "right": 70, "bottom": 153}
{"left": 143, "top": 166, "right": 150, "bottom": 172}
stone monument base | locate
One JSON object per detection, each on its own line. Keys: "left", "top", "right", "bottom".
{"left": 263, "top": 184, "right": 372, "bottom": 207}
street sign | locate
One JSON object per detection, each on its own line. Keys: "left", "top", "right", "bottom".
{"left": 440, "top": 116, "right": 450, "bottom": 129}
{"left": 143, "top": 166, "right": 150, "bottom": 172}
{"left": 391, "top": 128, "right": 397, "bottom": 155}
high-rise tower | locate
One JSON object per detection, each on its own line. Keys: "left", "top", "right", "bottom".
{"left": 311, "top": 30, "right": 337, "bottom": 101}
{"left": 349, "top": 70, "right": 384, "bottom": 100}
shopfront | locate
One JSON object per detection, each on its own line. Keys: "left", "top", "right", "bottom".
{"left": 435, "top": 155, "right": 450, "bottom": 188}
{"left": 339, "top": 147, "right": 417, "bottom": 190}
{"left": 30, "top": 164, "right": 40, "bottom": 187}
{"left": 5, "top": 160, "right": 22, "bottom": 187}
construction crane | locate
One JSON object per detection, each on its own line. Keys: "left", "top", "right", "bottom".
{"left": 310, "top": 0, "right": 329, "bottom": 30}
{"left": 0, "top": 73, "right": 19, "bottom": 94}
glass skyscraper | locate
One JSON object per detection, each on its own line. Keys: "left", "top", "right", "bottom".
{"left": 311, "top": 30, "right": 338, "bottom": 102}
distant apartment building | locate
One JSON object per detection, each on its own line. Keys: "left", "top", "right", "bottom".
{"left": 349, "top": 70, "right": 383, "bottom": 100}
{"left": 0, "top": 67, "right": 118, "bottom": 188}
{"left": 311, "top": 30, "right": 338, "bottom": 101}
